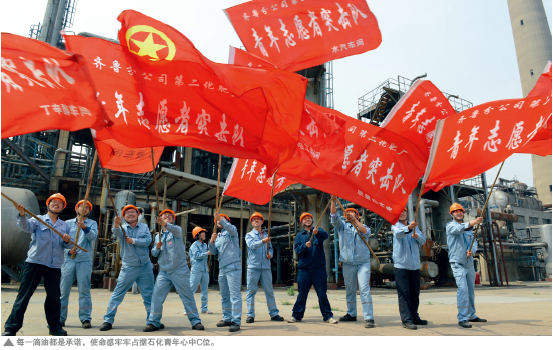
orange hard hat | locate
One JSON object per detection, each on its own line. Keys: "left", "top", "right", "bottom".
{"left": 345, "top": 208, "right": 360, "bottom": 218}
{"left": 215, "top": 213, "right": 231, "bottom": 223}
{"left": 121, "top": 205, "right": 139, "bottom": 216}
{"left": 160, "top": 209, "right": 175, "bottom": 218}
{"left": 192, "top": 226, "right": 206, "bottom": 239}
{"left": 450, "top": 203, "right": 465, "bottom": 214}
{"left": 75, "top": 200, "right": 93, "bottom": 212}
{"left": 299, "top": 212, "right": 313, "bottom": 223}
{"left": 46, "top": 193, "right": 66, "bottom": 209}
{"left": 250, "top": 212, "right": 264, "bottom": 222}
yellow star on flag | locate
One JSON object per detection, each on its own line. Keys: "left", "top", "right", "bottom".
{"left": 131, "top": 33, "right": 168, "bottom": 60}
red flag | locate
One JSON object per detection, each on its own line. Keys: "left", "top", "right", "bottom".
{"left": 224, "top": 108, "right": 426, "bottom": 222}
{"left": 228, "top": 46, "right": 276, "bottom": 68}
{"left": 380, "top": 79, "right": 457, "bottom": 155}
{"left": 224, "top": 0, "right": 382, "bottom": 72}
{"left": 1, "top": 33, "right": 111, "bottom": 139}
{"left": 517, "top": 61, "right": 552, "bottom": 156}
{"left": 423, "top": 94, "right": 552, "bottom": 193}
{"left": 223, "top": 158, "right": 296, "bottom": 205}
{"left": 65, "top": 10, "right": 307, "bottom": 174}
{"left": 92, "top": 128, "right": 163, "bottom": 174}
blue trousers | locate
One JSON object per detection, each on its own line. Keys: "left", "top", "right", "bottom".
{"left": 451, "top": 262, "right": 477, "bottom": 322}
{"left": 394, "top": 268, "right": 421, "bottom": 323}
{"left": 103, "top": 263, "right": 154, "bottom": 325}
{"left": 190, "top": 269, "right": 209, "bottom": 312}
{"left": 343, "top": 262, "right": 373, "bottom": 320}
{"left": 218, "top": 262, "right": 242, "bottom": 325}
{"left": 4, "top": 263, "right": 63, "bottom": 333}
{"left": 60, "top": 260, "right": 93, "bottom": 323}
{"left": 149, "top": 266, "right": 201, "bottom": 327}
{"left": 246, "top": 268, "right": 279, "bottom": 318}
{"left": 292, "top": 268, "right": 333, "bottom": 321}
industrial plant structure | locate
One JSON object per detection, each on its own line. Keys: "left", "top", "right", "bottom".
{"left": 2, "top": 0, "right": 551, "bottom": 293}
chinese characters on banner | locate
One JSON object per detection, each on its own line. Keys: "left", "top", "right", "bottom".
{"left": 223, "top": 158, "right": 296, "bottom": 205}
{"left": 224, "top": 0, "right": 382, "bottom": 72}
{"left": 423, "top": 93, "right": 552, "bottom": 193}
{"left": 224, "top": 105, "right": 426, "bottom": 223}
{"left": 516, "top": 61, "right": 552, "bottom": 157}
{"left": 380, "top": 79, "right": 457, "bottom": 156}
{"left": 65, "top": 10, "right": 308, "bottom": 174}
{"left": 92, "top": 128, "right": 164, "bottom": 174}
{"left": 1, "top": 33, "right": 111, "bottom": 139}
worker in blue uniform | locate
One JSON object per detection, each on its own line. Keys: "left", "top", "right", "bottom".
{"left": 210, "top": 212, "right": 242, "bottom": 332}
{"left": 144, "top": 209, "right": 204, "bottom": 332}
{"left": 189, "top": 223, "right": 213, "bottom": 315}
{"left": 100, "top": 205, "right": 154, "bottom": 331}
{"left": 3, "top": 193, "right": 72, "bottom": 337}
{"left": 392, "top": 207, "right": 427, "bottom": 330}
{"left": 288, "top": 211, "right": 338, "bottom": 324}
{"left": 330, "top": 197, "right": 375, "bottom": 328}
{"left": 447, "top": 203, "right": 487, "bottom": 328}
{"left": 60, "top": 200, "right": 98, "bottom": 329}
{"left": 245, "top": 212, "right": 284, "bottom": 323}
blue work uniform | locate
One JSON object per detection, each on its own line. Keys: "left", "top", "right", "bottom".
{"left": 103, "top": 222, "right": 154, "bottom": 326}
{"left": 291, "top": 226, "right": 334, "bottom": 321}
{"left": 148, "top": 223, "right": 201, "bottom": 327}
{"left": 4, "top": 214, "right": 72, "bottom": 334}
{"left": 392, "top": 221, "right": 426, "bottom": 324}
{"left": 331, "top": 213, "right": 374, "bottom": 321}
{"left": 208, "top": 218, "right": 242, "bottom": 325}
{"left": 60, "top": 217, "right": 98, "bottom": 324}
{"left": 447, "top": 220, "right": 479, "bottom": 322}
{"left": 189, "top": 239, "right": 210, "bottom": 313}
{"left": 245, "top": 228, "right": 279, "bottom": 319}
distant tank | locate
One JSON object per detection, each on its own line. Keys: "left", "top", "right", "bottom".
{"left": 1, "top": 188, "right": 40, "bottom": 265}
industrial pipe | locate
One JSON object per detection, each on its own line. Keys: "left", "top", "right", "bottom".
{"left": 500, "top": 242, "right": 547, "bottom": 248}
{"left": 476, "top": 208, "right": 518, "bottom": 222}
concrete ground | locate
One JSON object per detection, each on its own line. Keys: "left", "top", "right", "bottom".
{"left": 1, "top": 282, "right": 551, "bottom": 336}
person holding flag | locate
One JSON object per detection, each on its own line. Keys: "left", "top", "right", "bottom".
{"left": 210, "top": 212, "right": 242, "bottom": 332}
{"left": 3, "top": 194, "right": 72, "bottom": 337}
{"left": 447, "top": 203, "right": 487, "bottom": 328}
{"left": 144, "top": 210, "right": 204, "bottom": 332}
{"left": 245, "top": 212, "right": 284, "bottom": 323}
{"left": 392, "top": 207, "right": 427, "bottom": 330}
{"left": 189, "top": 224, "right": 213, "bottom": 315}
{"left": 288, "top": 212, "right": 337, "bottom": 324}
{"left": 330, "top": 197, "right": 375, "bottom": 328}
{"left": 59, "top": 200, "right": 98, "bottom": 329}
{"left": 100, "top": 205, "right": 155, "bottom": 331}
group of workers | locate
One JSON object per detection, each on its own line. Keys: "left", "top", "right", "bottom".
{"left": 2, "top": 193, "right": 487, "bottom": 336}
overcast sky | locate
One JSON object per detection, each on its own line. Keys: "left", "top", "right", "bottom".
{"left": 1, "top": 0, "right": 551, "bottom": 187}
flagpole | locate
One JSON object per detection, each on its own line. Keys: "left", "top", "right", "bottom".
{"left": 72, "top": 151, "right": 98, "bottom": 259}
{"left": 101, "top": 168, "right": 127, "bottom": 239}
{"left": 309, "top": 198, "right": 332, "bottom": 244}
{"left": 151, "top": 147, "right": 160, "bottom": 228}
{"left": 413, "top": 181, "right": 426, "bottom": 224}
{"left": 335, "top": 198, "right": 379, "bottom": 263}
{"left": 266, "top": 172, "right": 277, "bottom": 260}
{"left": 211, "top": 154, "right": 223, "bottom": 270}
{"left": 1, "top": 192, "right": 88, "bottom": 252}
{"left": 468, "top": 161, "right": 505, "bottom": 255}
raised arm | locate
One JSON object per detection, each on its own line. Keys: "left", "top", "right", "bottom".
{"left": 164, "top": 223, "right": 182, "bottom": 239}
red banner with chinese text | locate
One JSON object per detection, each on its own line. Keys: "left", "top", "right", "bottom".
{"left": 92, "top": 128, "right": 164, "bottom": 174}
{"left": 229, "top": 46, "right": 276, "bottom": 68}
{"left": 223, "top": 157, "right": 296, "bottom": 205}
{"left": 1, "top": 33, "right": 111, "bottom": 139}
{"left": 380, "top": 79, "right": 457, "bottom": 156}
{"left": 224, "top": 0, "right": 382, "bottom": 72}
{"left": 224, "top": 107, "right": 426, "bottom": 222}
{"left": 65, "top": 10, "right": 307, "bottom": 174}
{"left": 423, "top": 94, "right": 552, "bottom": 193}
{"left": 517, "top": 61, "right": 552, "bottom": 156}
